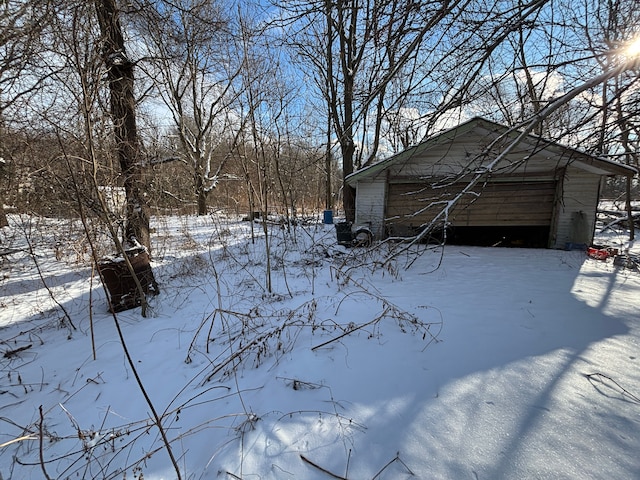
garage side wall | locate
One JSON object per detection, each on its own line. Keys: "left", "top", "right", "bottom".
{"left": 354, "top": 179, "right": 386, "bottom": 238}
{"left": 552, "top": 165, "right": 601, "bottom": 248}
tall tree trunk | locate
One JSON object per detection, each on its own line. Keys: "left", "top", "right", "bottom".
{"left": 334, "top": 0, "right": 358, "bottom": 223}
{"left": 0, "top": 126, "right": 7, "bottom": 228}
{"left": 95, "top": 0, "right": 151, "bottom": 251}
{"left": 196, "top": 172, "right": 207, "bottom": 215}
{"left": 324, "top": 0, "right": 334, "bottom": 213}
{"left": 613, "top": 76, "right": 637, "bottom": 242}
{"left": 341, "top": 144, "right": 356, "bottom": 222}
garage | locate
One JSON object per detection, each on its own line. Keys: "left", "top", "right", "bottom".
{"left": 347, "top": 117, "right": 636, "bottom": 248}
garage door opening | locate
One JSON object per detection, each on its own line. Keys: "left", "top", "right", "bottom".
{"left": 446, "top": 225, "right": 551, "bottom": 248}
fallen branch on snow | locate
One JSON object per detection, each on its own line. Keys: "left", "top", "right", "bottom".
{"left": 300, "top": 454, "right": 347, "bottom": 479}
{"left": 3, "top": 344, "right": 33, "bottom": 358}
{"left": 585, "top": 372, "right": 640, "bottom": 404}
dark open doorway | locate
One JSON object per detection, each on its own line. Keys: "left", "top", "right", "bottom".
{"left": 446, "top": 225, "right": 551, "bottom": 248}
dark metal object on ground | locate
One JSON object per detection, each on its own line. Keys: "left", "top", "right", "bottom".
{"left": 98, "top": 247, "right": 159, "bottom": 312}
{"left": 613, "top": 254, "right": 639, "bottom": 270}
{"left": 335, "top": 222, "right": 373, "bottom": 248}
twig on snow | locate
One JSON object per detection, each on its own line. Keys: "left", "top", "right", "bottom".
{"left": 300, "top": 454, "right": 348, "bottom": 479}
{"left": 0, "top": 434, "right": 38, "bottom": 448}
{"left": 39, "top": 405, "right": 52, "bottom": 480}
{"left": 3, "top": 344, "right": 33, "bottom": 358}
{"left": 372, "top": 452, "right": 415, "bottom": 479}
{"left": 585, "top": 372, "right": 640, "bottom": 404}
{"left": 311, "top": 316, "right": 381, "bottom": 351}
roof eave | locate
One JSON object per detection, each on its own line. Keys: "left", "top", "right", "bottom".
{"left": 572, "top": 156, "right": 638, "bottom": 177}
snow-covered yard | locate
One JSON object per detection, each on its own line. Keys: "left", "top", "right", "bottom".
{"left": 1, "top": 213, "right": 639, "bottom": 479}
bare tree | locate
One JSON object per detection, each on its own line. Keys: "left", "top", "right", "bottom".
{"left": 0, "top": 156, "right": 7, "bottom": 227}
{"left": 277, "top": 1, "right": 440, "bottom": 220}
{"left": 94, "top": 0, "right": 152, "bottom": 250}
{"left": 277, "top": 0, "right": 560, "bottom": 222}
{"left": 133, "top": 0, "right": 243, "bottom": 215}
{"left": 0, "top": 0, "right": 55, "bottom": 228}
{"left": 579, "top": 0, "right": 640, "bottom": 239}
{"left": 465, "top": 5, "right": 566, "bottom": 135}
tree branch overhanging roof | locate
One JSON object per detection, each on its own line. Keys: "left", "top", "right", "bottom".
{"left": 346, "top": 117, "right": 638, "bottom": 186}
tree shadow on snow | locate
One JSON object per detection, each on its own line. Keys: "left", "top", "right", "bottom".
{"left": 343, "top": 247, "right": 640, "bottom": 480}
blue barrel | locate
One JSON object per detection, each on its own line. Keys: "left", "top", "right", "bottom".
{"left": 323, "top": 210, "right": 334, "bottom": 224}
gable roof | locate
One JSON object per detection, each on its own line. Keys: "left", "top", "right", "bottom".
{"left": 346, "top": 117, "right": 637, "bottom": 185}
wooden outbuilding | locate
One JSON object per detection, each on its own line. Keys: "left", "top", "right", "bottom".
{"left": 346, "top": 117, "right": 637, "bottom": 248}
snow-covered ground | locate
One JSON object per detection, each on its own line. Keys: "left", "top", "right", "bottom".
{"left": 0, "top": 212, "right": 639, "bottom": 479}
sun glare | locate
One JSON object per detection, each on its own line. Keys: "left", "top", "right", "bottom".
{"left": 625, "top": 36, "right": 640, "bottom": 58}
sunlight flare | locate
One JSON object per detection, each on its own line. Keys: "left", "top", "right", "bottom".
{"left": 624, "top": 36, "right": 640, "bottom": 58}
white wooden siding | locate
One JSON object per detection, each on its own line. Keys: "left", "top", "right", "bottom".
{"left": 355, "top": 179, "right": 386, "bottom": 238}
{"left": 552, "top": 165, "right": 600, "bottom": 248}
